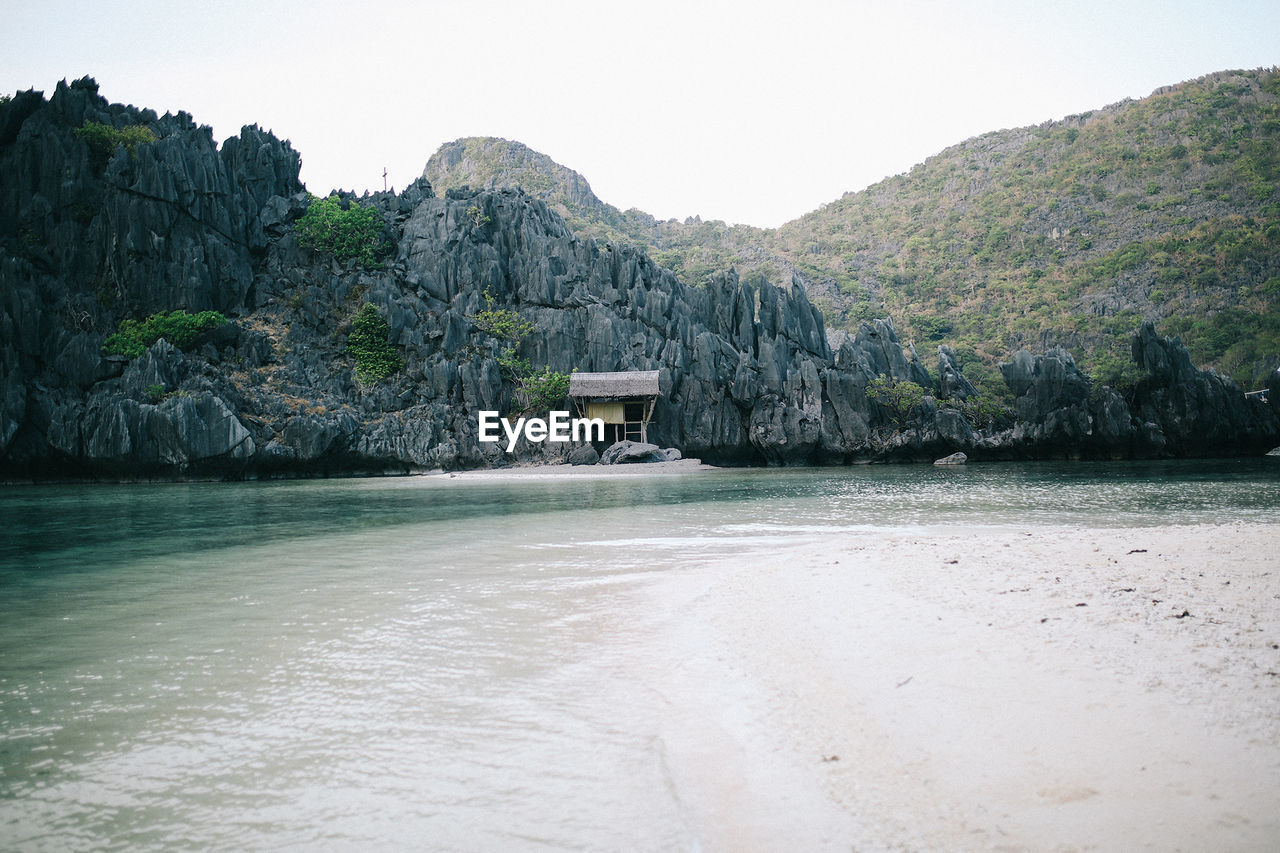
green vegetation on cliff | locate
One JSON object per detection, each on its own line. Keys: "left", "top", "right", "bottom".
{"left": 102, "top": 310, "right": 227, "bottom": 358}
{"left": 75, "top": 119, "right": 156, "bottom": 164}
{"left": 866, "top": 376, "right": 927, "bottom": 427}
{"left": 471, "top": 289, "right": 535, "bottom": 344}
{"left": 297, "top": 195, "right": 390, "bottom": 268}
{"left": 346, "top": 303, "right": 402, "bottom": 383}
{"left": 468, "top": 289, "right": 572, "bottom": 415}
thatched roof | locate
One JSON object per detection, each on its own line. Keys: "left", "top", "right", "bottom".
{"left": 568, "top": 370, "right": 661, "bottom": 398}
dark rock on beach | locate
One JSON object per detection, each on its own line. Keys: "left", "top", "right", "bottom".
{"left": 567, "top": 443, "right": 600, "bottom": 466}
{"left": 600, "top": 441, "right": 679, "bottom": 465}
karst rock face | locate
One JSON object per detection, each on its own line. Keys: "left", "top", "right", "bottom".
{"left": 1127, "top": 323, "right": 1280, "bottom": 456}
{"left": 2, "top": 83, "right": 1277, "bottom": 479}
{"left": 0, "top": 78, "right": 301, "bottom": 478}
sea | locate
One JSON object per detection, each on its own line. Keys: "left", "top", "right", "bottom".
{"left": 2, "top": 459, "right": 1278, "bottom": 851}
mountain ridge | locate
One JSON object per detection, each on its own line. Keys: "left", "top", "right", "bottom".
{"left": 422, "top": 68, "right": 1280, "bottom": 391}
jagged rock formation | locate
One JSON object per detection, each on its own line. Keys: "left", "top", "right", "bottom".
{"left": 984, "top": 323, "right": 1279, "bottom": 459}
{"left": 2, "top": 82, "right": 1277, "bottom": 480}
{"left": 1, "top": 77, "right": 302, "bottom": 478}
{"left": 1128, "top": 323, "right": 1280, "bottom": 455}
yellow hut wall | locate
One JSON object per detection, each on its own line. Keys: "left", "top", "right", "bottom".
{"left": 585, "top": 402, "right": 626, "bottom": 424}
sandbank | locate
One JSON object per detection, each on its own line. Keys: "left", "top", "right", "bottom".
{"left": 436, "top": 458, "right": 718, "bottom": 480}
{"left": 643, "top": 522, "right": 1280, "bottom": 851}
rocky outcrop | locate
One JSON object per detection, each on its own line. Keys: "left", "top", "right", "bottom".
{"left": 600, "top": 441, "right": 677, "bottom": 464}
{"left": 566, "top": 444, "right": 599, "bottom": 466}
{"left": 389, "top": 185, "right": 842, "bottom": 467}
{"left": 978, "top": 324, "right": 1279, "bottom": 459}
{"left": 937, "top": 346, "right": 978, "bottom": 401}
{"left": 997, "top": 348, "right": 1101, "bottom": 453}
{"left": 1, "top": 77, "right": 301, "bottom": 318}
{"left": 423, "top": 137, "right": 607, "bottom": 217}
{"left": 1128, "top": 323, "right": 1279, "bottom": 456}
{"left": 0, "top": 79, "right": 304, "bottom": 478}
{"left": 2, "top": 83, "right": 1277, "bottom": 480}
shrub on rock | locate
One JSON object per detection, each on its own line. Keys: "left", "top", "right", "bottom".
{"left": 101, "top": 310, "right": 227, "bottom": 358}
{"left": 296, "top": 195, "right": 390, "bottom": 268}
{"left": 346, "top": 303, "right": 402, "bottom": 383}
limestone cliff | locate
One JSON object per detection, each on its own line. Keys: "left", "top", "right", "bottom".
{"left": 1, "top": 81, "right": 1276, "bottom": 480}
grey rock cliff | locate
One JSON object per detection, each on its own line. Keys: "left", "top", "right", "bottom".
{"left": 2, "top": 83, "right": 1277, "bottom": 480}
{"left": 1128, "top": 323, "right": 1278, "bottom": 456}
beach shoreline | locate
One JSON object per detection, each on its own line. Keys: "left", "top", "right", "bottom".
{"left": 641, "top": 522, "right": 1280, "bottom": 851}
{"left": 433, "top": 458, "right": 720, "bottom": 480}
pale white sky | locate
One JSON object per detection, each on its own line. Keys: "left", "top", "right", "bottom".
{"left": 3, "top": 0, "right": 1277, "bottom": 227}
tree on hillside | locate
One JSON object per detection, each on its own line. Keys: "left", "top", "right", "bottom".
{"left": 867, "top": 376, "right": 927, "bottom": 428}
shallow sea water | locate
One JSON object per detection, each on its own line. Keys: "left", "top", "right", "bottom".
{"left": 2, "top": 460, "right": 1278, "bottom": 851}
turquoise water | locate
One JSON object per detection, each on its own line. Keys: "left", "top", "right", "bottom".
{"left": 1, "top": 460, "right": 1278, "bottom": 851}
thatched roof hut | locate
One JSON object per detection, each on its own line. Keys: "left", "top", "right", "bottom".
{"left": 568, "top": 370, "right": 662, "bottom": 446}
{"left": 568, "top": 370, "right": 660, "bottom": 399}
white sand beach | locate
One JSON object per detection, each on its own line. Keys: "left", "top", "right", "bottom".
{"left": 427, "top": 464, "right": 1280, "bottom": 849}
{"left": 436, "top": 459, "right": 716, "bottom": 479}
{"left": 638, "top": 522, "right": 1280, "bottom": 852}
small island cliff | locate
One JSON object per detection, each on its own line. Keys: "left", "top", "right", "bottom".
{"left": 1, "top": 79, "right": 1278, "bottom": 480}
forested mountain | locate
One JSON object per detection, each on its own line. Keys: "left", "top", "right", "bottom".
{"left": 424, "top": 69, "right": 1280, "bottom": 394}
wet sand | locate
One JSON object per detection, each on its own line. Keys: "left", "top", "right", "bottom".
{"left": 645, "top": 522, "right": 1280, "bottom": 851}
{"left": 437, "top": 459, "right": 717, "bottom": 479}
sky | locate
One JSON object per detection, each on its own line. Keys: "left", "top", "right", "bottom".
{"left": 3, "top": 0, "right": 1278, "bottom": 228}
